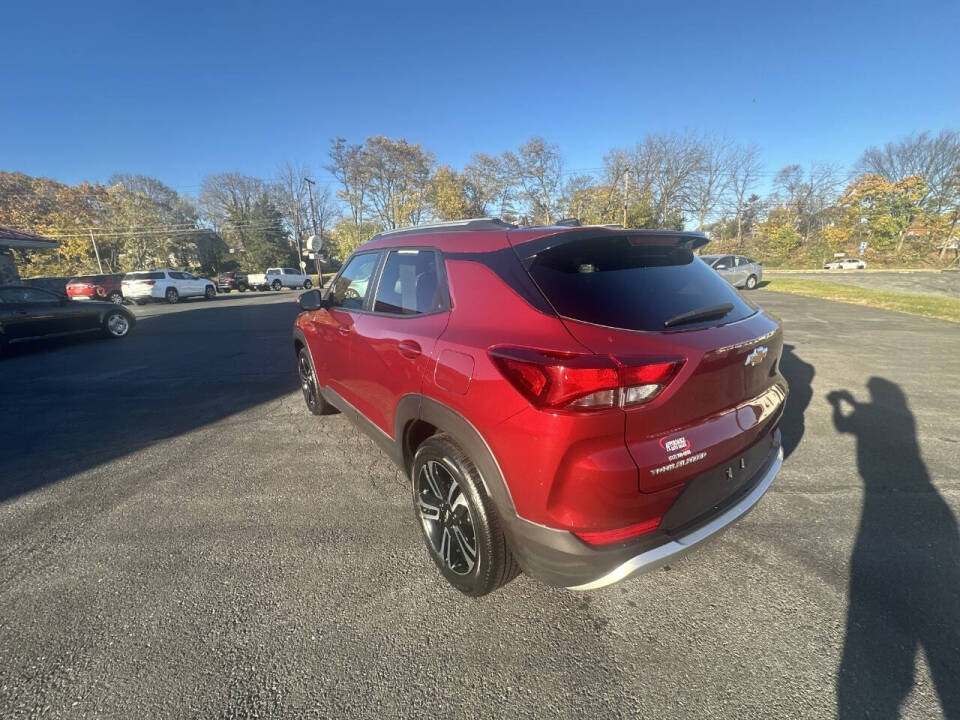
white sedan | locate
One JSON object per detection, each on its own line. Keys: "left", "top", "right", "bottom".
{"left": 122, "top": 269, "right": 217, "bottom": 304}
{"left": 823, "top": 259, "right": 866, "bottom": 270}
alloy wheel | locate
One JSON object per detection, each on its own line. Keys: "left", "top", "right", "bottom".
{"left": 298, "top": 352, "right": 319, "bottom": 412}
{"left": 106, "top": 313, "right": 130, "bottom": 337}
{"left": 416, "top": 460, "right": 478, "bottom": 576}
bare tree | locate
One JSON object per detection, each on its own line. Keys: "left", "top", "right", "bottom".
{"left": 362, "top": 136, "right": 435, "bottom": 229}
{"left": 274, "top": 162, "right": 312, "bottom": 263}
{"left": 687, "top": 134, "right": 735, "bottom": 230}
{"left": 633, "top": 132, "right": 703, "bottom": 228}
{"left": 857, "top": 130, "right": 960, "bottom": 210}
{"left": 726, "top": 144, "right": 763, "bottom": 245}
{"left": 463, "top": 152, "right": 516, "bottom": 219}
{"left": 505, "top": 137, "right": 563, "bottom": 224}
{"left": 773, "top": 163, "right": 840, "bottom": 243}
{"left": 199, "top": 173, "right": 266, "bottom": 234}
{"left": 326, "top": 138, "right": 371, "bottom": 235}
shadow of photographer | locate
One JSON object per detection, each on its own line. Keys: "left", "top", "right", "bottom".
{"left": 830, "top": 378, "right": 960, "bottom": 718}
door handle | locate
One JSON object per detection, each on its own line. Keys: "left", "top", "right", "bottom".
{"left": 397, "top": 340, "right": 422, "bottom": 359}
{"left": 337, "top": 326, "right": 351, "bottom": 336}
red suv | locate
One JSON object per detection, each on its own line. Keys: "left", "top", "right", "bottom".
{"left": 66, "top": 274, "right": 125, "bottom": 303}
{"left": 293, "top": 220, "right": 787, "bottom": 596}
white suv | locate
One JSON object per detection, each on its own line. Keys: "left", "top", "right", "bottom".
{"left": 249, "top": 267, "right": 313, "bottom": 291}
{"left": 122, "top": 269, "right": 217, "bottom": 305}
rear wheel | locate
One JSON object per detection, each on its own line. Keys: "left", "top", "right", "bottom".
{"left": 165, "top": 287, "right": 179, "bottom": 304}
{"left": 222, "top": 288, "right": 231, "bottom": 294}
{"left": 238, "top": 284, "right": 247, "bottom": 292}
{"left": 103, "top": 310, "right": 131, "bottom": 338}
{"left": 204, "top": 285, "right": 216, "bottom": 300}
{"left": 303, "top": 278, "right": 313, "bottom": 289}
{"left": 745, "top": 274, "right": 758, "bottom": 290}
{"left": 297, "top": 348, "right": 338, "bottom": 415}
{"left": 272, "top": 279, "right": 282, "bottom": 291}
{"left": 107, "top": 291, "right": 124, "bottom": 304}
{"left": 412, "top": 435, "right": 519, "bottom": 596}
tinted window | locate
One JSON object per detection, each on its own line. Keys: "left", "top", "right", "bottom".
{"left": 374, "top": 250, "right": 444, "bottom": 315}
{"left": 283, "top": 268, "right": 297, "bottom": 274}
{"left": 267, "top": 268, "right": 281, "bottom": 275}
{"left": 124, "top": 271, "right": 165, "bottom": 280}
{"left": 168, "top": 271, "right": 187, "bottom": 279}
{"left": 0, "top": 287, "right": 59, "bottom": 304}
{"left": 527, "top": 236, "right": 755, "bottom": 332}
{"left": 330, "top": 253, "right": 379, "bottom": 310}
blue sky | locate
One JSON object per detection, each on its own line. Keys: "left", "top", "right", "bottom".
{"left": 3, "top": 0, "right": 958, "bottom": 196}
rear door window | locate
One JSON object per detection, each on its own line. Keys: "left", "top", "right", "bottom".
{"left": 526, "top": 236, "right": 755, "bottom": 332}
{"left": 373, "top": 250, "right": 445, "bottom": 315}
{"left": 124, "top": 271, "right": 165, "bottom": 280}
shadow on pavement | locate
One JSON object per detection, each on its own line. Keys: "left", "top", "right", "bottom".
{"left": 0, "top": 300, "right": 300, "bottom": 503}
{"left": 830, "top": 379, "right": 960, "bottom": 718}
{"left": 778, "top": 343, "right": 814, "bottom": 459}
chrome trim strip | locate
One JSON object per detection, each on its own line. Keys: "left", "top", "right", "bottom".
{"left": 567, "top": 446, "right": 783, "bottom": 591}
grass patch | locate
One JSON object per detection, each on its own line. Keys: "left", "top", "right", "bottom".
{"left": 761, "top": 278, "right": 960, "bottom": 323}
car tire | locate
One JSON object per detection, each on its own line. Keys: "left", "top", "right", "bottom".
{"left": 222, "top": 288, "right": 231, "bottom": 294}
{"left": 102, "top": 310, "right": 132, "bottom": 338}
{"left": 745, "top": 274, "right": 758, "bottom": 290}
{"left": 204, "top": 285, "right": 216, "bottom": 300}
{"left": 165, "top": 287, "right": 179, "bottom": 304}
{"left": 303, "top": 279, "right": 313, "bottom": 290}
{"left": 272, "top": 280, "right": 282, "bottom": 291}
{"left": 135, "top": 299, "right": 148, "bottom": 306}
{"left": 239, "top": 284, "right": 247, "bottom": 292}
{"left": 107, "top": 291, "right": 124, "bottom": 304}
{"left": 297, "top": 348, "right": 338, "bottom": 416}
{"left": 412, "top": 434, "right": 520, "bottom": 596}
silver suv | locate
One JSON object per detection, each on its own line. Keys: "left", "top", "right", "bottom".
{"left": 700, "top": 254, "right": 762, "bottom": 290}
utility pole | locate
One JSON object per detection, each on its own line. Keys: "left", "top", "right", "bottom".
{"left": 622, "top": 170, "right": 630, "bottom": 228}
{"left": 89, "top": 230, "right": 104, "bottom": 274}
{"left": 303, "top": 177, "right": 322, "bottom": 279}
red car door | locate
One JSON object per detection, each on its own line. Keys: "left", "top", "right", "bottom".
{"left": 302, "top": 251, "right": 382, "bottom": 400}
{"left": 346, "top": 249, "right": 450, "bottom": 438}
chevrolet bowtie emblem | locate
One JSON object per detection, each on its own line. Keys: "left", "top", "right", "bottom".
{"left": 745, "top": 346, "right": 768, "bottom": 367}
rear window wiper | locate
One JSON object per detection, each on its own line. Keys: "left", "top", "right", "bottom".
{"left": 663, "top": 303, "right": 734, "bottom": 328}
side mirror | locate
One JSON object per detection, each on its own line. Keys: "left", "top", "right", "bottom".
{"left": 297, "top": 289, "right": 324, "bottom": 312}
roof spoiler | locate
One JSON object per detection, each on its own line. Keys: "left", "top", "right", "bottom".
{"left": 508, "top": 227, "right": 710, "bottom": 269}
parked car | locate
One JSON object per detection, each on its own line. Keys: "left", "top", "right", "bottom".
{"left": 217, "top": 271, "right": 249, "bottom": 293}
{"left": 700, "top": 254, "right": 763, "bottom": 289}
{"left": 121, "top": 269, "right": 217, "bottom": 304}
{"left": 824, "top": 259, "right": 866, "bottom": 270}
{"left": 249, "top": 267, "right": 313, "bottom": 291}
{"left": 292, "top": 219, "right": 787, "bottom": 596}
{"left": 0, "top": 284, "right": 135, "bottom": 353}
{"left": 66, "top": 274, "right": 125, "bottom": 303}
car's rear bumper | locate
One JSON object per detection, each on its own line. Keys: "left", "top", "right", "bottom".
{"left": 503, "top": 429, "right": 783, "bottom": 590}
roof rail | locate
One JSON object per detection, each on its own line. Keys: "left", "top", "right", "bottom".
{"left": 372, "top": 217, "right": 516, "bottom": 239}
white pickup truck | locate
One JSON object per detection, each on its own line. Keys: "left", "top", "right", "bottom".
{"left": 248, "top": 267, "right": 313, "bottom": 291}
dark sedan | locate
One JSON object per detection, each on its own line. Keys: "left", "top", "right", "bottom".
{"left": 0, "top": 285, "right": 136, "bottom": 353}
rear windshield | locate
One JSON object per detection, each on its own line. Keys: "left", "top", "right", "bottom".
{"left": 527, "top": 236, "right": 755, "bottom": 332}
{"left": 124, "top": 271, "right": 164, "bottom": 280}
{"left": 69, "top": 275, "right": 109, "bottom": 283}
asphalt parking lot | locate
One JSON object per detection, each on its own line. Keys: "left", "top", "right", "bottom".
{"left": 1, "top": 289, "right": 958, "bottom": 719}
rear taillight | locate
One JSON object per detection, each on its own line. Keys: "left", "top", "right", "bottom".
{"left": 489, "top": 347, "right": 683, "bottom": 411}
{"left": 96, "top": 286, "right": 106, "bottom": 297}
